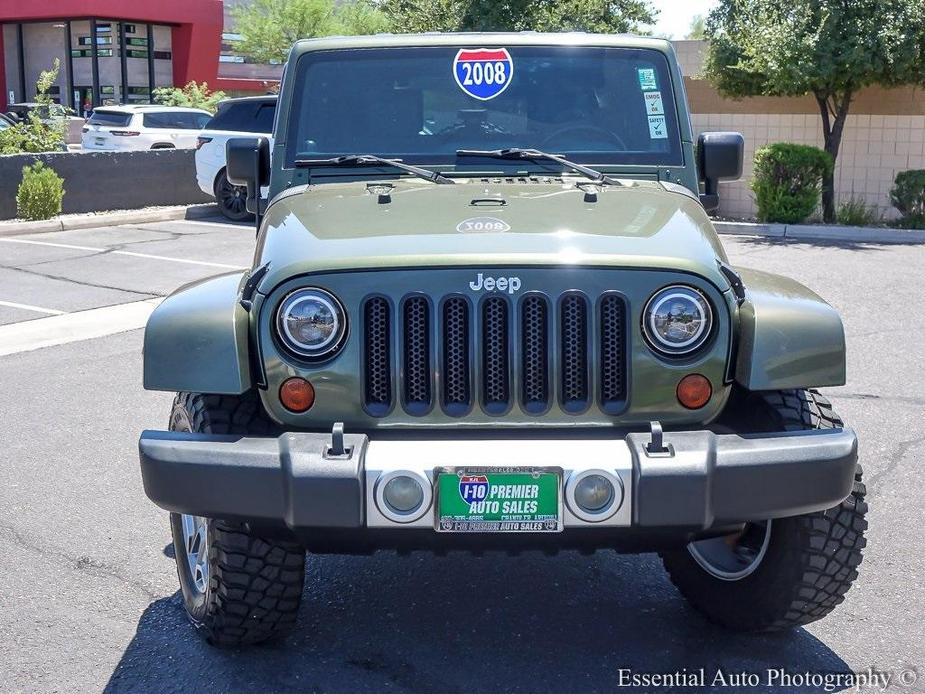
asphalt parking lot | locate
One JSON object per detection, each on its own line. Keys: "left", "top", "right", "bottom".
{"left": 0, "top": 214, "right": 923, "bottom": 693}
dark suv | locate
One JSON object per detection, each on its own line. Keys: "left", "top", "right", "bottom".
{"left": 195, "top": 95, "right": 278, "bottom": 220}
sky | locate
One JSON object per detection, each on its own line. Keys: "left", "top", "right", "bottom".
{"left": 645, "top": 0, "right": 719, "bottom": 39}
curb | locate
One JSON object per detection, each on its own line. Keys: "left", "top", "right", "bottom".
{"left": 0, "top": 204, "right": 218, "bottom": 237}
{"left": 714, "top": 220, "right": 925, "bottom": 244}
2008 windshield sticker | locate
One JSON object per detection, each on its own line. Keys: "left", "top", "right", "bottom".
{"left": 454, "top": 48, "right": 514, "bottom": 100}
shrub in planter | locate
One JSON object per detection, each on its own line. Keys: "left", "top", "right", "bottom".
{"left": 751, "top": 143, "right": 833, "bottom": 224}
{"left": 16, "top": 161, "right": 65, "bottom": 221}
{"left": 837, "top": 196, "right": 881, "bottom": 227}
{"left": 889, "top": 170, "right": 925, "bottom": 229}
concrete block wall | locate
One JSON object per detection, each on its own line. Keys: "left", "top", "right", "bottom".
{"left": 692, "top": 113, "right": 925, "bottom": 221}
{"left": 0, "top": 149, "right": 210, "bottom": 219}
{"left": 676, "top": 39, "right": 925, "bottom": 220}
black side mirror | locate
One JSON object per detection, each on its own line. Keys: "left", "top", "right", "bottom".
{"left": 697, "top": 131, "right": 744, "bottom": 213}
{"left": 226, "top": 136, "right": 271, "bottom": 223}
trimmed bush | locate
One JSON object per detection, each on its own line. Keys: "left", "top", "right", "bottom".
{"left": 751, "top": 143, "right": 833, "bottom": 224}
{"left": 16, "top": 161, "right": 65, "bottom": 221}
{"left": 889, "top": 170, "right": 925, "bottom": 229}
{"left": 837, "top": 197, "right": 881, "bottom": 227}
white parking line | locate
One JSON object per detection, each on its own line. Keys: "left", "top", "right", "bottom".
{"left": 0, "top": 300, "right": 65, "bottom": 315}
{"left": 0, "top": 298, "right": 162, "bottom": 357}
{"left": 0, "top": 237, "right": 246, "bottom": 270}
{"left": 0, "top": 238, "right": 104, "bottom": 252}
{"left": 171, "top": 219, "right": 243, "bottom": 229}
{"left": 113, "top": 251, "right": 245, "bottom": 269}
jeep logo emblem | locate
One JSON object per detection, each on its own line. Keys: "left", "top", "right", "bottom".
{"left": 469, "top": 272, "right": 522, "bottom": 294}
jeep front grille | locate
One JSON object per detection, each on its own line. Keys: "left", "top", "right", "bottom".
{"left": 363, "top": 296, "right": 392, "bottom": 416}
{"left": 362, "top": 292, "right": 628, "bottom": 418}
{"left": 442, "top": 297, "right": 471, "bottom": 415}
{"left": 560, "top": 293, "right": 590, "bottom": 412}
{"left": 483, "top": 297, "right": 511, "bottom": 414}
{"left": 402, "top": 296, "right": 431, "bottom": 414}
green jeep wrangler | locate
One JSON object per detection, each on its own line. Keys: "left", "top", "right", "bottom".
{"left": 139, "top": 33, "right": 867, "bottom": 646}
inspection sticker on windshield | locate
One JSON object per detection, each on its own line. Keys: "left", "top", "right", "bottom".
{"left": 644, "top": 91, "right": 664, "bottom": 115}
{"left": 648, "top": 115, "right": 668, "bottom": 139}
{"left": 454, "top": 48, "right": 514, "bottom": 100}
{"left": 637, "top": 67, "right": 658, "bottom": 90}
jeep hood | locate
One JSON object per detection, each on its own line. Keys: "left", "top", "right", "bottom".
{"left": 255, "top": 178, "right": 731, "bottom": 291}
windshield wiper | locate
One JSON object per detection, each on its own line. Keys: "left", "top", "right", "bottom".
{"left": 294, "top": 154, "right": 455, "bottom": 185}
{"left": 456, "top": 148, "right": 621, "bottom": 186}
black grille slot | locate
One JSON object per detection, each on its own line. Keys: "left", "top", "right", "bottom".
{"left": 560, "top": 293, "right": 589, "bottom": 412}
{"left": 521, "top": 295, "right": 549, "bottom": 413}
{"left": 442, "top": 297, "right": 471, "bottom": 413}
{"left": 600, "top": 294, "right": 627, "bottom": 412}
{"left": 482, "top": 298, "right": 510, "bottom": 413}
{"left": 402, "top": 296, "right": 431, "bottom": 413}
{"left": 363, "top": 297, "right": 392, "bottom": 415}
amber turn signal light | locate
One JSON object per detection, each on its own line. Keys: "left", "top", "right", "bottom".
{"left": 677, "top": 374, "right": 712, "bottom": 409}
{"left": 280, "top": 377, "right": 315, "bottom": 412}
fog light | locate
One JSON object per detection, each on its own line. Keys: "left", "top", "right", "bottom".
{"left": 383, "top": 475, "right": 424, "bottom": 513}
{"left": 566, "top": 469, "right": 623, "bottom": 523}
{"left": 574, "top": 474, "right": 614, "bottom": 512}
{"left": 374, "top": 470, "right": 432, "bottom": 524}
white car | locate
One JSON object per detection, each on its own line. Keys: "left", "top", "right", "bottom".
{"left": 195, "top": 95, "right": 276, "bottom": 220}
{"left": 81, "top": 105, "right": 212, "bottom": 152}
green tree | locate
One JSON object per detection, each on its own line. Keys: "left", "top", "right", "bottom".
{"left": 153, "top": 81, "right": 226, "bottom": 113}
{"left": 231, "top": 0, "right": 389, "bottom": 65}
{"left": 704, "top": 0, "right": 925, "bottom": 223}
{"left": 685, "top": 14, "right": 705, "bottom": 39}
{"left": 381, "top": 0, "right": 656, "bottom": 33}
{"left": 0, "top": 59, "right": 66, "bottom": 154}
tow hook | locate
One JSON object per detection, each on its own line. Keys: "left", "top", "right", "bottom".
{"left": 645, "top": 420, "right": 674, "bottom": 457}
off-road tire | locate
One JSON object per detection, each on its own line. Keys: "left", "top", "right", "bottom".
{"left": 168, "top": 392, "right": 305, "bottom": 646}
{"left": 660, "top": 389, "right": 868, "bottom": 632}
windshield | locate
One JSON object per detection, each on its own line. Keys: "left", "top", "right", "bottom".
{"left": 286, "top": 45, "right": 683, "bottom": 169}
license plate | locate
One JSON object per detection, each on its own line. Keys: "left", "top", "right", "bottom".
{"left": 436, "top": 468, "right": 562, "bottom": 532}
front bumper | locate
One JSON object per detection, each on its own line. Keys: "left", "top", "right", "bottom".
{"left": 139, "top": 426, "right": 858, "bottom": 547}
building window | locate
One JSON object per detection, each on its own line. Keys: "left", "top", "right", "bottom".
{"left": 71, "top": 48, "right": 116, "bottom": 57}
{"left": 153, "top": 51, "right": 172, "bottom": 60}
{"left": 126, "top": 37, "right": 148, "bottom": 47}
{"left": 78, "top": 36, "right": 113, "bottom": 45}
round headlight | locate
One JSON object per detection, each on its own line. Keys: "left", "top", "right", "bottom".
{"left": 276, "top": 288, "right": 346, "bottom": 359}
{"left": 643, "top": 285, "right": 712, "bottom": 355}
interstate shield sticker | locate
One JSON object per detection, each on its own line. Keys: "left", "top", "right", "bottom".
{"left": 453, "top": 48, "right": 514, "bottom": 100}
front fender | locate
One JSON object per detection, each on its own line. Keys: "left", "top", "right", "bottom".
{"left": 143, "top": 272, "right": 252, "bottom": 394}
{"left": 735, "top": 268, "right": 846, "bottom": 391}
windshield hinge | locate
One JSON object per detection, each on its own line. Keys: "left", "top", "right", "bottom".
{"left": 718, "top": 261, "right": 746, "bottom": 303}
{"left": 239, "top": 262, "right": 270, "bottom": 312}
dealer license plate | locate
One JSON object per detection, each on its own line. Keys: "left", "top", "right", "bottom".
{"left": 436, "top": 468, "right": 562, "bottom": 533}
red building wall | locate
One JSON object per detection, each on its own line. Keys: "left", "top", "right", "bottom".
{"left": 0, "top": 0, "right": 229, "bottom": 109}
